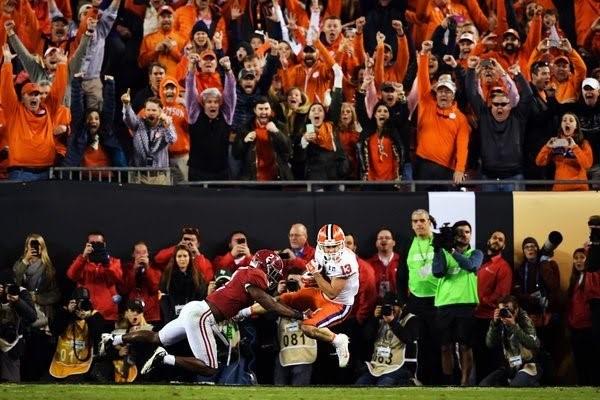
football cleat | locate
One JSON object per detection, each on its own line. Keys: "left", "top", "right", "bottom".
{"left": 334, "top": 333, "right": 350, "bottom": 368}
{"left": 141, "top": 346, "right": 167, "bottom": 375}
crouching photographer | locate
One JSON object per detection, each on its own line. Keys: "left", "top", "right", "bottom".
{"left": 355, "top": 293, "right": 420, "bottom": 386}
{"left": 0, "top": 270, "right": 37, "bottom": 382}
{"left": 48, "top": 287, "right": 107, "bottom": 382}
{"left": 480, "top": 295, "right": 541, "bottom": 387}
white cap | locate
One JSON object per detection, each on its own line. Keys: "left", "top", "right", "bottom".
{"left": 582, "top": 77, "right": 600, "bottom": 91}
{"left": 459, "top": 33, "right": 475, "bottom": 43}
{"left": 433, "top": 74, "right": 457, "bottom": 94}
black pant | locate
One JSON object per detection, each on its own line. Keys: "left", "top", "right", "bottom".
{"left": 414, "top": 157, "right": 454, "bottom": 191}
{"left": 407, "top": 295, "right": 440, "bottom": 384}
{"left": 472, "top": 317, "right": 504, "bottom": 384}
{"left": 569, "top": 327, "right": 596, "bottom": 385}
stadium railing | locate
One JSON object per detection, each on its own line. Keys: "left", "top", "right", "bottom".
{"left": 47, "top": 168, "right": 600, "bottom": 191}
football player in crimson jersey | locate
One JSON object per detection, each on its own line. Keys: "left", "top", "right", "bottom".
{"left": 242, "top": 224, "right": 359, "bottom": 368}
{"left": 100, "top": 250, "right": 304, "bottom": 376}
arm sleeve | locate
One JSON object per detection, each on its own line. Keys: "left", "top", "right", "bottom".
{"left": 222, "top": 69, "right": 237, "bottom": 126}
{"left": 7, "top": 33, "right": 40, "bottom": 78}
{"left": 122, "top": 103, "right": 140, "bottom": 130}
{"left": 389, "top": 314, "right": 420, "bottom": 344}
{"left": 185, "top": 70, "right": 200, "bottom": 124}
{"left": 66, "top": 255, "right": 87, "bottom": 282}
{"left": 535, "top": 145, "right": 552, "bottom": 166}
{"left": 465, "top": 68, "right": 487, "bottom": 112}
{"left": 101, "top": 77, "right": 116, "bottom": 125}
{"left": 452, "top": 249, "right": 484, "bottom": 272}
{"left": 68, "top": 33, "right": 91, "bottom": 78}
{"left": 393, "top": 34, "right": 409, "bottom": 83}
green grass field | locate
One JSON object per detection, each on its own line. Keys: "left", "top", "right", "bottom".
{"left": 0, "top": 385, "right": 599, "bottom": 400}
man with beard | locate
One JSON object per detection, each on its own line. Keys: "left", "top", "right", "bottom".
{"left": 472, "top": 231, "right": 512, "bottom": 384}
{"left": 280, "top": 39, "right": 336, "bottom": 103}
{"left": 465, "top": 58, "right": 533, "bottom": 191}
{"left": 122, "top": 89, "right": 177, "bottom": 184}
{"left": 185, "top": 55, "right": 236, "bottom": 180}
{"left": 474, "top": 3, "right": 542, "bottom": 76}
{"left": 432, "top": 221, "right": 483, "bottom": 386}
{"left": 139, "top": 6, "right": 186, "bottom": 77}
{"left": 523, "top": 60, "right": 557, "bottom": 181}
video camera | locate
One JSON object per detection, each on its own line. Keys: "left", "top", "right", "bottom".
{"left": 433, "top": 223, "right": 455, "bottom": 253}
{"left": 0, "top": 284, "right": 20, "bottom": 303}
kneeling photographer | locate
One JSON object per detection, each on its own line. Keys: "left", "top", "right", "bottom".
{"left": 49, "top": 287, "right": 107, "bottom": 381}
{"left": 480, "top": 295, "right": 541, "bottom": 387}
{"left": 355, "top": 293, "right": 420, "bottom": 386}
{"left": 0, "top": 270, "right": 37, "bottom": 382}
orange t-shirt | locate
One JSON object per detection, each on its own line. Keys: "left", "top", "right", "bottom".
{"left": 367, "top": 134, "right": 397, "bottom": 181}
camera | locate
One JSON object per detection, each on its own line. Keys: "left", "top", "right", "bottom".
{"left": 433, "top": 223, "right": 455, "bottom": 253}
{"left": 278, "top": 251, "right": 291, "bottom": 260}
{"left": 77, "top": 298, "right": 92, "bottom": 312}
{"left": 539, "top": 231, "right": 563, "bottom": 258}
{"left": 30, "top": 239, "right": 41, "bottom": 256}
{"left": 1, "top": 284, "right": 20, "bottom": 302}
{"left": 89, "top": 241, "right": 110, "bottom": 264}
{"left": 589, "top": 215, "right": 600, "bottom": 244}
{"left": 480, "top": 59, "right": 494, "bottom": 69}
{"left": 236, "top": 238, "right": 246, "bottom": 245}
{"left": 499, "top": 307, "right": 512, "bottom": 318}
{"left": 381, "top": 304, "right": 393, "bottom": 317}
{"left": 285, "top": 279, "right": 299, "bottom": 292}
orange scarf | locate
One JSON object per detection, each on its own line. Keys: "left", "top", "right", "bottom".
{"left": 315, "top": 122, "right": 335, "bottom": 152}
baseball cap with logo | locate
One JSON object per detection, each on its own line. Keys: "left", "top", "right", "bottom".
{"left": 21, "top": 82, "right": 41, "bottom": 96}
{"left": 433, "top": 74, "right": 456, "bottom": 94}
{"left": 459, "top": 32, "right": 475, "bottom": 43}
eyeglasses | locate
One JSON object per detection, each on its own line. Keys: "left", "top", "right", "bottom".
{"left": 492, "top": 102, "right": 509, "bottom": 108}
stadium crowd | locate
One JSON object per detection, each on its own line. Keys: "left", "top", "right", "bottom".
{"left": 1, "top": 215, "right": 600, "bottom": 387}
{"left": 0, "top": 0, "right": 598, "bottom": 190}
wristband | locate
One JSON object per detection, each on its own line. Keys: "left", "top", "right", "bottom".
{"left": 239, "top": 307, "right": 252, "bottom": 318}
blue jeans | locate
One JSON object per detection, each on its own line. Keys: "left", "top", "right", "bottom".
{"left": 8, "top": 169, "right": 49, "bottom": 182}
{"left": 480, "top": 173, "right": 524, "bottom": 192}
{"left": 355, "top": 367, "right": 413, "bottom": 386}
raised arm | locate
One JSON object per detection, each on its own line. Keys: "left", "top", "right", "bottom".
{"left": 185, "top": 54, "right": 201, "bottom": 124}
{"left": 220, "top": 56, "right": 237, "bottom": 126}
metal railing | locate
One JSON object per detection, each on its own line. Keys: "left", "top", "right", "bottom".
{"left": 45, "top": 169, "right": 600, "bottom": 192}
{"left": 50, "top": 167, "right": 172, "bottom": 185}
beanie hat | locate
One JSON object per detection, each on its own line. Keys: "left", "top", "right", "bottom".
{"left": 522, "top": 237, "right": 539, "bottom": 250}
{"left": 191, "top": 21, "right": 210, "bottom": 38}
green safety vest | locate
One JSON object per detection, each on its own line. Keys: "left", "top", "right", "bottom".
{"left": 434, "top": 248, "right": 479, "bottom": 307}
{"left": 406, "top": 236, "right": 439, "bottom": 298}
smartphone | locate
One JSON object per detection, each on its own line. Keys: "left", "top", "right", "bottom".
{"left": 236, "top": 238, "right": 246, "bottom": 244}
{"left": 553, "top": 138, "right": 569, "bottom": 147}
{"left": 30, "top": 239, "right": 40, "bottom": 255}
{"left": 306, "top": 124, "right": 315, "bottom": 134}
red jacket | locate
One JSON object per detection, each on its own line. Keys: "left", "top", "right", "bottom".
{"left": 284, "top": 243, "right": 316, "bottom": 271}
{"left": 66, "top": 255, "right": 122, "bottom": 321}
{"left": 367, "top": 252, "right": 400, "bottom": 298}
{"left": 118, "top": 262, "right": 162, "bottom": 323}
{"left": 352, "top": 257, "right": 378, "bottom": 325}
{"left": 154, "top": 245, "right": 214, "bottom": 281}
{"left": 213, "top": 252, "right": 252, "bottom": 272}
{"left": 474, "top": 254, "right": 512, "bottom": 319}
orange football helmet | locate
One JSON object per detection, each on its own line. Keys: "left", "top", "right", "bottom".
{"left": 316, "top": 224, "right": 345, "bottom": 263}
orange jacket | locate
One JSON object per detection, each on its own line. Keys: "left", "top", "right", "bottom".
{"left": 0, "top": 0, "right": 39, "bottom": 51}
{"left": 408, "top": 0, "right": 489, "bottom": 45}
{"left": 280, "top": 39, "right": 335, "bottom": 103}
{"left": 415, "top": 53, "right": 469, "bottom": 173}
{"left": 138, "top": 28, "right": 186, "bottom": 77}
{"left": 375, "top": 34, "right": 409, "bottom": 88}
{"left": 535, "top": 141, "right": 593, "bottom": 191}
{"left": 159, "top": 77, "right": 190, "bottom": 155}
{"left": 53, "top": 105, "right": 71, "bottom": 157}
{"left": 528, "top": 47, "right": 587, "bottom": 104}
{"left": 1, "top": 62, "right": 67, "bottom": 167}
{"left": 575, "top": 0, "right": 600, "bottom": 47}
{"left": 174, "top": 4, "right": 228, "bottom": 52}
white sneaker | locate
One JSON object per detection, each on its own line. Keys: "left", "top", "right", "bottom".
{"left": 141, "top": 346, "right": 167, "bottom": 375}
{"left": 98, "top": 333, "right": 114, "bottom": 357}
{"left": 334, "top": 334, "right": 350, "bottom": 368}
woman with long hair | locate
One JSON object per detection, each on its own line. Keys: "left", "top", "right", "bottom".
{"left": 566, "top": 248, "right": 595, "bottom": 385}
{"left": 535, "top": 112, "right": 593, "bottom": 191}
{"left": 159, "top": 245, "right": 208, "bottom": 324}
{"left": 336, "top": 102, "right": 361, "bottom": 180}
{"left": 13, "top": 233, "right": 61, "bottom": 380}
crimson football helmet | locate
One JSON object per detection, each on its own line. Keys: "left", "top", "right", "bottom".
{"left": 250, "top": 249, "right": 284, "bottom": 290}
{"left": 317, "top": 224, "right": 345, "bottom": 263}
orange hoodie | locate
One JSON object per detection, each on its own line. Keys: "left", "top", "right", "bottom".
{"left": 535, "top": 140, "right": 594, "bottom": 191}
{"left": 415, "top": 53, "right": 469, "bottom": 173}
{"left": 159, "top": 76, "right": 189, "bottom": 156}
{"left": 1, "top": 62, "right": 67, "bottom": 167}
{"left": 139, "top": 27, "right": 186, "bottom": 77}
